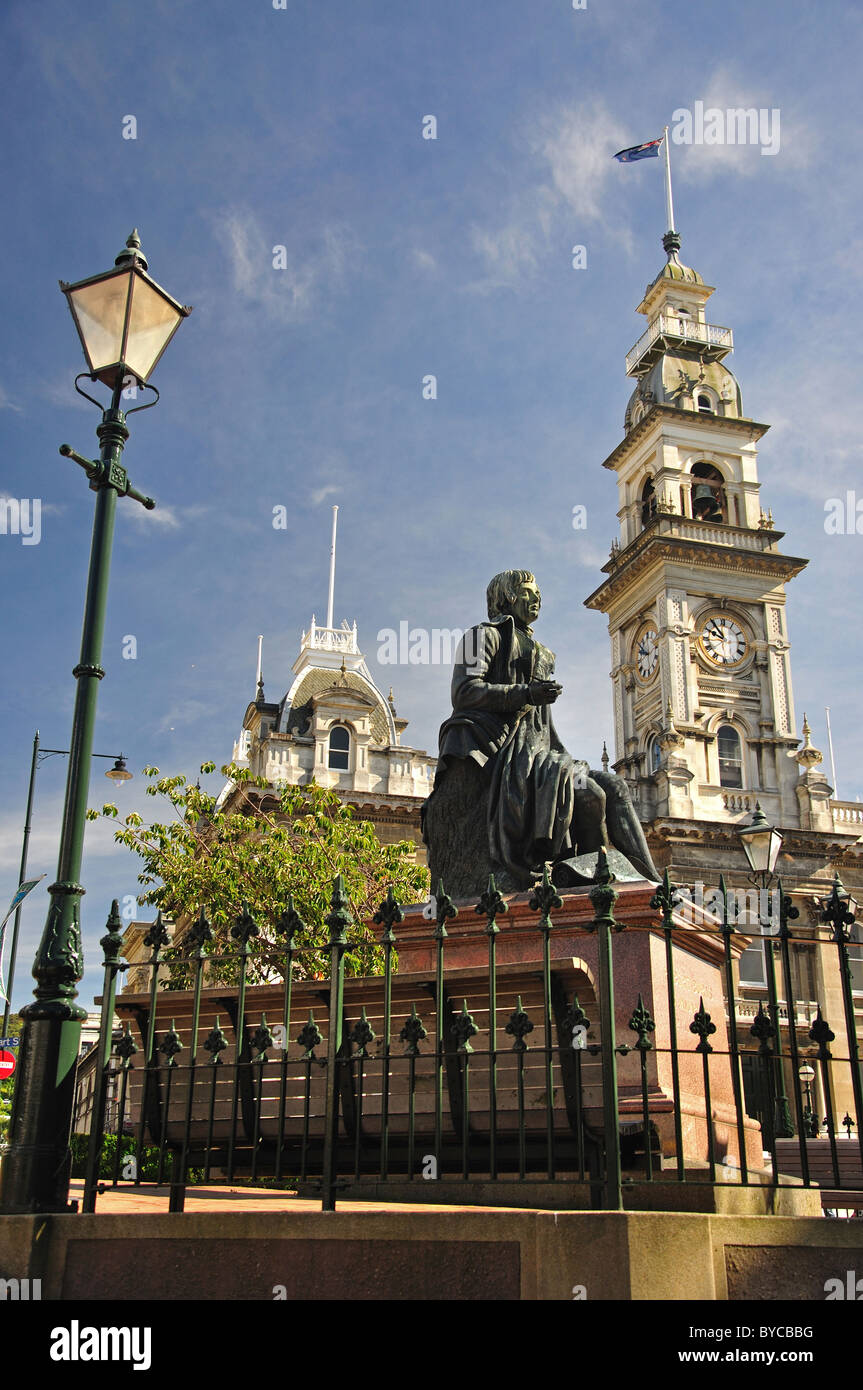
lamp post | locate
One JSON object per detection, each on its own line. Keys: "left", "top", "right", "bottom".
{"left": 1, "top": 736, "right": 132, "bottom": 1042}
{"left": 798, "top": 1063, "right": 819, "bottom": 1138}
{"left": 0, "top": 232, "right": 189, "bottom": 1214}
{"left": 737, "top": 802, "right": 795, "bottom": 1142}
{"left": 819, "top": 874, "right": 863, "bottom": 1148}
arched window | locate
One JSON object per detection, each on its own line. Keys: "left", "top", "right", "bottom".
{"left": 640, "top": 477, "right": 657, "bottom": 529}
{"left": 697, "top": 393, "right": 713, "bottom": 413}
{"left": 646, "top": 736, "right": 661, "bottom": 775}
{"left": 328, "top": 724, "right": 350, "bottom": 771}
{"left": 717, "top": 725, "right": 743, "bottom": 788}
{"left": 738, "top": 939, "right": 766, "bottom": 986}
{"left": 690, "top": 462, "right": 726, "bottom": 523}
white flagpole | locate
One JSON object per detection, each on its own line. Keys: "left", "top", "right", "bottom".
{"left": 663, "top": 126, "right": 676, "bottom": 233}
{"left": 255, "top": 634, "right": 263, "bottom": 688}
{"left": 825, "top": 705, "right": 838, "bottom": 799}
{"left": 326, "top": 504, "right": 338, "bottom": 631}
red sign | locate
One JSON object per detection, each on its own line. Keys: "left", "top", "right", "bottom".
{"left": 0, "top": 1050, "right": 16, "bottom": 1080}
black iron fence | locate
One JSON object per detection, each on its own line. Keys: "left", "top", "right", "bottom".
{"left": 79, "top": 857, "right": 863, "bottom": 1214}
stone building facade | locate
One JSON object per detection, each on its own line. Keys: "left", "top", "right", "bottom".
{"left": 584, "top": 231, "right": 863, "bottom": 1128}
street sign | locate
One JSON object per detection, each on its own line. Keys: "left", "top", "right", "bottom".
{"left": 0, "top": 1050, "right": 16, "bottom": 1080}
{"left": 0, "top": 1037, "right": 19, "bottom": 1048}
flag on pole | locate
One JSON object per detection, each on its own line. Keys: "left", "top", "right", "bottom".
{"left": 613, "top": 136, "right": 663, "bottom": 163}
{"left": 0, "top": 876, "right": 45, "bottom": 1003}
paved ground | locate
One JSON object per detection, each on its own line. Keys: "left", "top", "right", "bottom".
{"left": 67, "top": 1180, "right": 500, "bottom": 1214}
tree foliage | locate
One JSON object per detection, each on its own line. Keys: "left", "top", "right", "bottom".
{"left": 88, "top": 762, "right": 429, "bottom": 983}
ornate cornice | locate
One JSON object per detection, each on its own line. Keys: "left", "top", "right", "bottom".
{"left": 600, "top": 403, "right": 769, "bottom": 472}
{"left": 584, "top": 534, "right": 808, "bottom": 612}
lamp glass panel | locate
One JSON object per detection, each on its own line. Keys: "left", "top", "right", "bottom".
{"left": 67, "top": 273, "right": 131, "bottom": 372}
{"left": 124, "top": 275, "right": 184, "bottom": 382}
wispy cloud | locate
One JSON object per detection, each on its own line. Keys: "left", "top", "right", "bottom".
{"left": 467, "top": 100, "right": 634, "bottom": 291}
{"left": 534, "top": 100, "right": 633, "bottom": 229}
{"left": 310, "top": 483, "right": 340, "bottom": 506}
{"left": 213, "top": 208, "right": 356, "bottom": 323}
{"left": 0, "top": 385, "right": 22, "bottom": 413}
{"left": 673, "top": 67, "right": 816, "bottom": 180}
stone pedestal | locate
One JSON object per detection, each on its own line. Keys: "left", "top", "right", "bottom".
{"left": 397, "top": 883, "right": 763, "bottom": 1173}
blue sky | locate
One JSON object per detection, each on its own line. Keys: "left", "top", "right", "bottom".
{"left": 1, "top": 0, "right": 861, "bottom": 1011}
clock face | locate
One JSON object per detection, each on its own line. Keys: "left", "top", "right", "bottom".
{"left": 699, "top": 615, "right": 747, "bottom": 666}
{"left": 636, "top": 627, "right": 659, "bottom": 680}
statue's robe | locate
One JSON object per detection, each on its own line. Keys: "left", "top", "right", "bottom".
{"left": 427, "top": 615, "right": 658, "bottom": 887}
{"left": 432, "top": 617, "right": 582, "bottom": 881}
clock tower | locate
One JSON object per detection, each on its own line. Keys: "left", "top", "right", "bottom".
{"left": 584, "top": 230, "right": 818, "bottom": 831}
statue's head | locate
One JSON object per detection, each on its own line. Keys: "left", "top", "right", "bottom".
{"left": 486, "top": 570, "right": 541, "bottom": 627}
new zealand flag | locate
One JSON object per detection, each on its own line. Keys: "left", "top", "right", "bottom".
{"left": 614, "top": 137, "right": 663, "bottom": 163}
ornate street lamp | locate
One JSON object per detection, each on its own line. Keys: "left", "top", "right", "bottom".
{"left": 60, "top": 229, "right": 189, "bottom": 390}
{"left": 738, "top": 801, "right": 783, "bottom": 884}
{"left": 0, "top": 232, "right": 190, "bottom": 1214}
{"left": 736, "top": 804, "right": 794, "bottom": 1142}
{"left": 798, "top": 1062, "right": 819, "bottom": 1138}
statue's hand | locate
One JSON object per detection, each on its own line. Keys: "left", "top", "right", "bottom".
{"left": 527, "top": 679, "right": 562, "bottom": 706}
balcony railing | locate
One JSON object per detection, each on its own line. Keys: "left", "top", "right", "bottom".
{"left": 301, "top": 620, "right": 360, "bottom": 655}
{"left": 626, "top": 314, "right": 733, "bottom": 376}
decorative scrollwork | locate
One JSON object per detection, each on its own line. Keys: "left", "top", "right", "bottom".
{"left": 433, "top": 880, "right": 458, "bottom": 940}
{"left": 808, "top": 1007, "right": 834, "bottom": 1059}
{"left": 100, "top": 900, "right": 125, "bottom": 963}
{"left": 349, "top": 1006, "right": 376, "bottom": 1057}
{"left": 649, "top": 868, "right": 682, "bottom": 931}
{"left": 276, "top": 893, "right": 307, "bottom": 947}
{"left": 529, "top": 862, "right": 562, "bottom": 933}
{"left": 159, "top": 1019, "right": 183, "bottom": 1063}
{"left": 373, "top": 886, "right": 405, "bottom": 945}
{"left": 115, "top": 1022, "right": 139, "bottom": 1063}
{"left": 452, "top": 999, "right": 479, "bottom": 1054}
{"left": 400, "top": 1002, "right": 428, "bottom": 1056}
{"left": 506, "top": 996, "right": 534, "bottom": 1052}
{"left": 144, "top": 910, "right": 171, "bottom": 953}
{"left": 749, "top": 1001, "right": 774, "bottom": 1053}
{"left": 629, "top": 994, "right": 656, "bottom": 1051}
{"left": 250, "top": 1014, "right": 275, "bottom": 1056}
{"left": 231, "top": 900, "right": 259, "bottom": 949}
{"left": 476, "top": 874, "right": 508, "bottom": 936}
{"left": 325, "top": 874, "right": 352, "bottom": 946}
{"left": 204, "top": 1016, "right": 229, "bottom": 1063}
{"left": 186, "top": 905, "right": 213, "bottom": 954}
{"left": 690, "top": 997, "right": 716, "bottom": 1053}
{"left": 297, "top": 1010, "right": 324, "bottom": 1060}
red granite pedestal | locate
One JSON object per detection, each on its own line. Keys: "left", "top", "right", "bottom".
{"left": 395, "top": 883, "right": 764, "bottom": 1174}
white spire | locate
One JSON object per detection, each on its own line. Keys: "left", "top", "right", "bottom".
{"left": 326, "top": 504, "right": 338, "bottom": 631}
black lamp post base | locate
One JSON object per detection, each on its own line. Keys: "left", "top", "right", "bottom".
{"left": 0, "top": 1011, "right": 85, "bottom": 1214}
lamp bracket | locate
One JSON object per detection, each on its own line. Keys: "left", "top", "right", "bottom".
{"left": 74, "top": 374, "right": 107, "bottom": 410}
{"left": 124, "top": 382, "right": 160, "bottom": 416}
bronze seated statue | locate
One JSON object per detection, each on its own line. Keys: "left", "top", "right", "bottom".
{"left": 422, "top": 570, "right": 659, "bottom": 900}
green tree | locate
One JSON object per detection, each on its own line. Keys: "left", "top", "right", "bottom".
{"left": 88, "top": 762, "right": 428, "bottom": 982}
